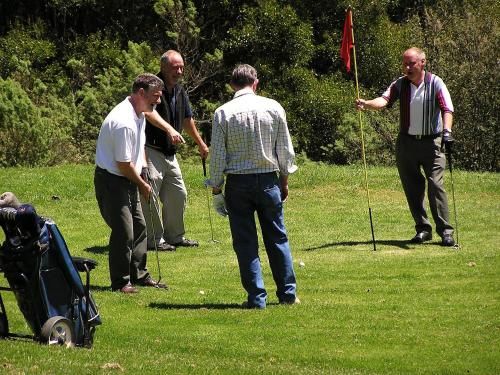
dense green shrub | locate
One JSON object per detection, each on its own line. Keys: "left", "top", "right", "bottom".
{"left": 0, "top": 78, "right": 66, "bottom": 166}
{"left": 74, "top": 42, "right": 159, "bottom": 162}
{"left": 423, "top": 1, "right": 499, "bottom": 171}
{"left": 0, "top": 0, "right": 497, "bottom": 171}
{"left": 223, "top": 0, "right": 314, "bottom": 79}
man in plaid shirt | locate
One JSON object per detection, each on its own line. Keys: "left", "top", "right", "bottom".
{"left": 208, "top": 64, "right": 300, "bottom": 309}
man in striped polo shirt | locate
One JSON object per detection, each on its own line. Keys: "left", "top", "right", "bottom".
{"left": 356, "top": 47, "right": 455, "bottom": 247}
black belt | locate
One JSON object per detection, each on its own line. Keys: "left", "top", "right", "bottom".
{"left": 402, "top": 133, "right": 440, "bottom": 140}
{"left": 95, "top": 166, "right": 130, "bottom": 182}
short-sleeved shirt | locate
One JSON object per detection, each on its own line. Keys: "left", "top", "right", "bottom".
{"left": 95, "top": 97, "right": 146, "bottom": 176}
{"left": 382, "top": 72, "right": 454, "bottom": 136}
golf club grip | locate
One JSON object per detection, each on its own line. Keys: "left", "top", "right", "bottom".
{"left": 0, "top": 208, "right": 16, "bottom": 225}
{"left": 202, "top": 157, "right": 207, "bottom": 177}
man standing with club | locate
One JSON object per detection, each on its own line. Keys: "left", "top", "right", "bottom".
{"left": 208, "top": 64, "right": 299, "bottom": 309}
{"left": 141, "top": 50, "right": 209, "bottom": 251}
{"left": 356, "top": 47, "right": 455, "bottom": 246}
{"left": 94, "top": 73, "right": 167, "bottom": 293}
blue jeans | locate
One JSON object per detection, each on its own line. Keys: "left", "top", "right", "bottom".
{"left": 225, "top": 172, "right": 297, "bottom": 308}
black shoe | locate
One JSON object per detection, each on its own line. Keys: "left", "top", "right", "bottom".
{"left": 441, "top": 234, "right": 455, "bottom": 247}
{"left": 136, "top": 276, "right": 168, "bottom": 289}
{"left": 148, "top": 242, "right": 176, "bottom": 251}
{"left": 172, "top": 238, "right": 199, "bottom": 247}
{"left": 410, "top": 231, "right": 432, "bottom": 243}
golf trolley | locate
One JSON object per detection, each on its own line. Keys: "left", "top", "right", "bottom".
{"left": 0, "top": 205, "right": 101, "bottom": 348}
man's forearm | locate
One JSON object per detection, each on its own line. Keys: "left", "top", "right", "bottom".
{"left": 145, "top": 110, "right": 176, "bottom": 134}
{"left": 183, "top": 118, "right": 204, "bottom": 146}
{"left": 117, "top": 161, "right": 147, "bottom": 188}
{"left": 443, "top": 112, "right": 453, "bottom": 131}
{"left": 356, "top": 97, "right": 388, "bottom": 111}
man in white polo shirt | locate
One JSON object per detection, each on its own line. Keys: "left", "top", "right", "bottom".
{"left": 94, "top": 73, "right": 168, "bottom": 293}
{"left": 356, "top": 47, "right": 455, "bottom": 247}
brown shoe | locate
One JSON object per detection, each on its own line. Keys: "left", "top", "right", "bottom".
{"left": 113, "top": 283, "right": 138, "bottom": 294}
{"left": 136, "top": 276, "right": 168, "bottom": 289}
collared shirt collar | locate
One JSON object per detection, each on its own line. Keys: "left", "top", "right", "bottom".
{"left": 234, "top": 86, "right": 255, "bottom": 99}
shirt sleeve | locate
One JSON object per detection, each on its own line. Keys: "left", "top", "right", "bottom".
{"left": 382, "top": 78, "right": 401, "bottom": 108}
{"left": 434, "top": 76, "right": 454, "bottom": 113}
{"left": 183, "top": 90, "right": 193, "bottom": 118}
{"left": 275, "top": 105, "right": 298, "bottom": 176}
{"left": 208, "top": 110, "right": 227, "bottom": 188}
{"left": 113, "top": 126, "right": 135, "bottom": 163}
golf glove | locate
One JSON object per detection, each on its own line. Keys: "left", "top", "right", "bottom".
{"left": 443, "top": 129, "right": 454, "bottom": 145}
{"left": 442, "top": 129, "right": 454, "bottom": 152}
{"left": 213, "top": 193, "right": 228, "bottom": 217}
{"left": 141, "top": 167, "right": 151, "bottom": 184}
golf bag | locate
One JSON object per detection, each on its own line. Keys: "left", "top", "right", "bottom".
{"left": 0, "top": 205, "right": 101, "bottom": 347}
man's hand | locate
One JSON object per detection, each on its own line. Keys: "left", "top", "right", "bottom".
{"left": 198, "top": 142, "right": 209, "bottom": 160}
{"left": 140, "top": 167, "right": 151, "bottom": 184}
{"left": 138, "top": 182, "right": 152, "bottom": 201}
{"left": 355, "top": 99, "right": 367, "bottom": 110}
{"left": 279, "top": 175, "right": 289, "bottom": 202}
{"left": 167, "top": 129, "right": 186, "bottom": 145}
{"left": 212, "top": 193, "right": 228, "bottom": 217}
{"left": 442, "top": 129, "right": 454, "bottom": 152}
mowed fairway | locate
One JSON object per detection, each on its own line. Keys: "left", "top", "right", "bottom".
{"left": 0, "top": 161, "right": 498, "bottom": 374}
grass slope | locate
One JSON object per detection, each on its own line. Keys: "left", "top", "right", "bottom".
{"left": 0, "top": 160, "right": 498, "bottom": 374}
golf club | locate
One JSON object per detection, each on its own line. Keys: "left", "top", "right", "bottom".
{"left": 446, "top": 144, "right": 460, "bottom": 249}
{"left": 202, "top": 157, "right": 219, "bottom": 243}
{"left": 147, "top": 184, "right": 163, "bottom": 285}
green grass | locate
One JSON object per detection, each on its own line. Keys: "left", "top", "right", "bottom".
{"left": 0, "top": 159, "right": 498, "bottom": 374}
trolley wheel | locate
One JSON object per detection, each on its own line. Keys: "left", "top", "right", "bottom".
{"left": 40, "top": 316, "right": 75, "bottom": 347}
{"left": 0, "top": 312, "right": 8, "bottom": 337}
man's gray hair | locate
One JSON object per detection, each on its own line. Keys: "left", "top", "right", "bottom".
{"left": 230, "top": 64, "right": 258, "bottom": 87}
{"left": 132, "top": 73, "right": 164, "bottom": 93}
{"left": 406, "top": 47, "right": 426, "bottom": 60}
{"left": 160, "top": 50, "right": 182, "bottom": 67}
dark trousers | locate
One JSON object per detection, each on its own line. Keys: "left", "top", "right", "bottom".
{"left": 396, "top": 135, "right": 453, "bottom": 237}
{"left": 94, "top": 167, "right": 149, "bottom": 289}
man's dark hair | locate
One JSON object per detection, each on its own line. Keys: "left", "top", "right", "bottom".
{"left": 230, "top": 64, "right": 258, "bottom": 87}
{"left": 132, "top": 73, "right": 164, "bottom": 93}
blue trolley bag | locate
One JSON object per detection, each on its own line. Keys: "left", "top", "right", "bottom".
{"left": 0, "top": 205, "right": 101, "bottom": 348}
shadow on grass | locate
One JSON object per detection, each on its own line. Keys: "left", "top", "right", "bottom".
{"left": 303, "top": 239, "right": 413, "bottom": 251}
{"left": 149, "top": 302, "right": 280, "bottom": 310}
{"left": 89, "top": 285, "right": 111, "bottom": 292}
{"left": 0, "top": 333, "right": 34, "bottom": 343}
{"left": 84, "top": 245, "right": 108, "bottom": 254}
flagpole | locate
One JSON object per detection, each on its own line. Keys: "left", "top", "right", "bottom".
{"left": 347, "top": 7, "right": 377, "bottom": 251}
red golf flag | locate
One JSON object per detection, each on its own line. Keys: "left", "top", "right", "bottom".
{"left": 340, "top": 8, "right": 353, "bottom": 72}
